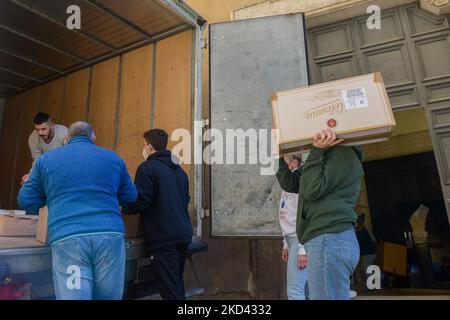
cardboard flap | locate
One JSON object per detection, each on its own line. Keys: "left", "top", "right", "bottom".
{"left": 36, "top": 207, "right": 49, "bottom": 244}
{"left": 5, "top": 213, "right": 38, "bottom": 220}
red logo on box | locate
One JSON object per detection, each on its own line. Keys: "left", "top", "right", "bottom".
{"left": 327, "top": 119, "right": 337, "bottom": 128}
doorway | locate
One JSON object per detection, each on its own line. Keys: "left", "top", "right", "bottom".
{"left": 364, "top": 152, "right": 450, "bottom": 288}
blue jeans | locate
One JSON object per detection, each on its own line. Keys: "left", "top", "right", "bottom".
{"left": 285, "top": 235, "right": 308, "bottom": 300}
{"left": 304, "top": 229, "right": 360, "bottom": 300}
{"left": 51, "top": 233, "right": 125, "bottom": 300}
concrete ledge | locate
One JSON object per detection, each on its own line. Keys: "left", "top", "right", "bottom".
{"left": 232, "top": 0, "right": 423, "bottom": 28}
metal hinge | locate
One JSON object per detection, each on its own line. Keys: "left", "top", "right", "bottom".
{"left": 202, "top": 37, "right": 208, "bottom": 49}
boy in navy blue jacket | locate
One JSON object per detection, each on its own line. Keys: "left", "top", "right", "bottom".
{"left": 125, "top": 129, "right": 192, "bottom": 300}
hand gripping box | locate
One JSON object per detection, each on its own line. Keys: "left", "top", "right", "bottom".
{"left": 272, "top": 73, "right": 396, "bottom": 154}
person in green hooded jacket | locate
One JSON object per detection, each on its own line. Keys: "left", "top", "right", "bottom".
{"left": 276, "top": 128, "right": 364, "bottom": 300}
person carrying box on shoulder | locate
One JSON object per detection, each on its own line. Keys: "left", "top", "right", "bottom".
{"left": 276, "top": 128, "right": 364, "bottom": 300}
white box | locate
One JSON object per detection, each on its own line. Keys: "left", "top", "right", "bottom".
{"left": 272, "top": 73, "right": 396, "bottom": 154}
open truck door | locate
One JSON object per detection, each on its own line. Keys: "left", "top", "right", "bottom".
{"left": 209, "top": 13, "right": 310, "bottom": 237}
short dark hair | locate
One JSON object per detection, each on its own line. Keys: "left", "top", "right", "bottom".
{"left": 33, "top": 112, "right": 52, "bottom": 125}
{"left": 143, "top": 129, "right": 168, "bottom": 152}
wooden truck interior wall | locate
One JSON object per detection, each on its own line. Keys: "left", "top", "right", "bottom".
{"left": 0, "top": 30, "right": 193, "bottom": 213}
{"left": 0, "top": 98, "right": 5, "bottom": 134}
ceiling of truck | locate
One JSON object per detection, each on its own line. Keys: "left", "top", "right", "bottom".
{"left": 0, "top": 0, "right": 203, "bottom": 97}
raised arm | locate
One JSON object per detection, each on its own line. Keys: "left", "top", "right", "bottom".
{"left": 276, "top": 157, "right": 302, "bottom": 194}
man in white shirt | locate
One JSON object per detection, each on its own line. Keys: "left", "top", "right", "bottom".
{"left": 279, "top": 155, "right": 308, "bottom": 300}
{"left": 21, "top": 112, "right": 68, "bottom": 185}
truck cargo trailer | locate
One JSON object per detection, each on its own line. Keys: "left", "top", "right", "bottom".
{"left": 0, "top": 0, "right": 206, "bottom": 300}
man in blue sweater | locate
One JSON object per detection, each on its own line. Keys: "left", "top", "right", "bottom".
{"left": 124, "top": 129, "right": 192, "bottom": 300}
{"left": 18, "top": 121, "right": 137, "bottom": 300}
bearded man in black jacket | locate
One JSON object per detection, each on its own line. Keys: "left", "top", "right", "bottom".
{"left": 125, "top": 128, "right": 192, "bottom": 300}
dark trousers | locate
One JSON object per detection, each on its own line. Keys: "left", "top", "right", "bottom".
{"left": 150, "top": 243, "right": 189, "bottom": 300}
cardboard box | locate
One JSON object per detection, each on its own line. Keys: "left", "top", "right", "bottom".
{"left": 0, "top": 212, "right": 38, "bottom": 237}
{"left": 34, "top": 207, "right": 144, "bottom": 243}
{"left": 36, "top": 207, "right": 48, "bottom": 244}
{"left": 122, "top": 214, "right": 144, "bottom": 239}
{"left": 375, "top": 241, "right": 408, "bottom": 277}
{"left": 272, "top": 73, "right": 396, "bottom": 154}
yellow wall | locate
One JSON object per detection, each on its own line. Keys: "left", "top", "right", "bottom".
{"left": 362, "top": 130, "right": 433, "bottom": 162}
{"left": 391, "top": 108, "right": 430, "bottom": 137}
{"left": 186, "top": 0, "right": 259, "bottom": 22}
{"left": 363, "top": 108, "right": 433, "bottom": 162}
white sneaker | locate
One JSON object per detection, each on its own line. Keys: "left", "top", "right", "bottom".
{"left": 350, "top": 290, "right": 358, "bottom": 299}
